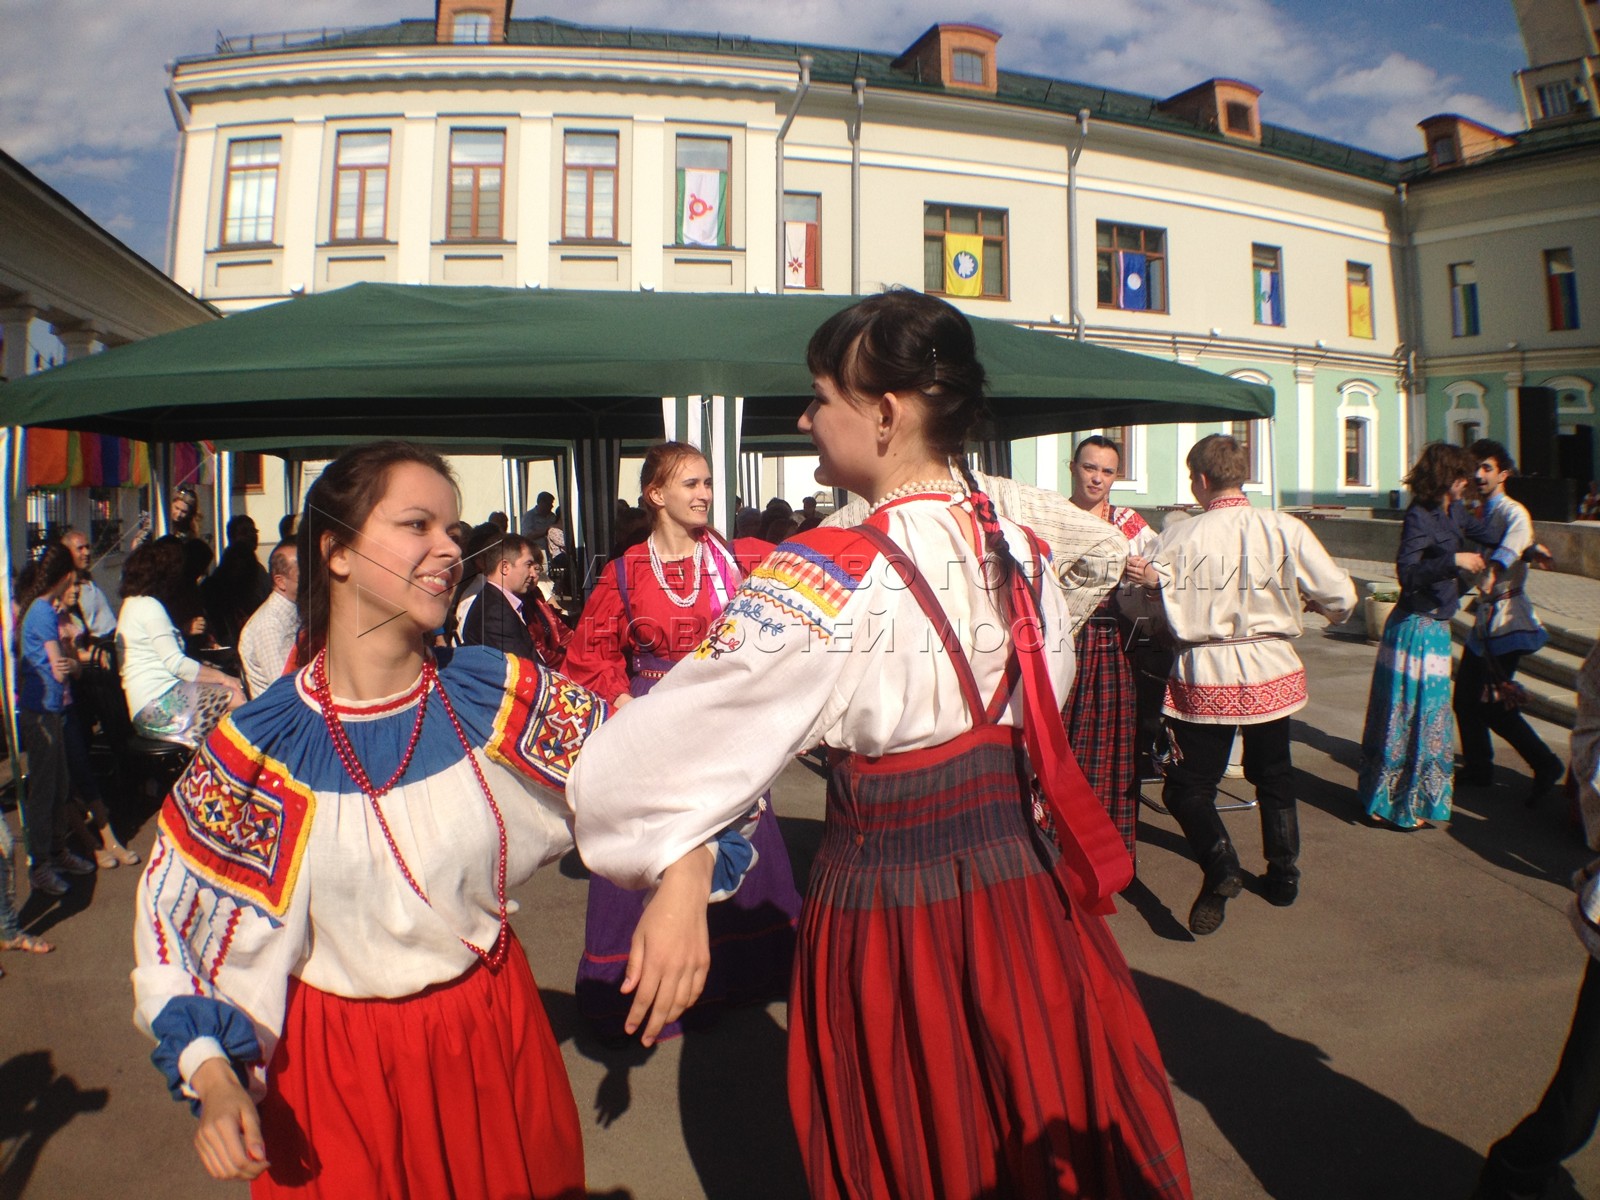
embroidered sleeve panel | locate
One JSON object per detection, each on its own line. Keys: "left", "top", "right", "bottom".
{"left": 159, "top": 718, "right": 315, "bottom": 921}
{"left": 484, "top": 651, "right": 608, "bottom": 792}
{"left": 729, "top": 527, "right": 876, "bottom": 644}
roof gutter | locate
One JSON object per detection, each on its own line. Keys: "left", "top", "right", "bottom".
{"left": 773, "top": 55, "right": 813, "bottom": 294}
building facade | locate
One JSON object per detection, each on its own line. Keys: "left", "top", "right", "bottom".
{"left": 162, "top": 2, "right": 1598, "bottom": 520}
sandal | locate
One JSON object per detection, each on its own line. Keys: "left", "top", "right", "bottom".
{"left": 111, "top": 843, "right": 140, "bottom": 867}
{"left": 1, "top": 933, "right": 54, "bottom": 954}
{"left": 95, "top": 849, "right": 119, "bottom": 870}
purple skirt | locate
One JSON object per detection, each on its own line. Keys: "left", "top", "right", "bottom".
{"left": 575, "top": 658, "right": 802, "bottom": 1040}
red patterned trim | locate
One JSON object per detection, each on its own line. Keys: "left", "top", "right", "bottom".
{"left": 209, "top": 908, "right": 243, "bottom": 984}
{"left": 1165, "top": 670, "right": 1307, "bottom": 718}
{"left": 1109, "top": 505, "right": 1150, "bottom": 541}
{"left": 1206, "top": 496, "right": 1252, "bottom": 510}
{"left": 293, "top": 663, "right": 430, "bottom": 721}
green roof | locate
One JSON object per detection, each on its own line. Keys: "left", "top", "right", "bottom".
{"left": 186, "top": 16, "right": 1592, "bottom": 185}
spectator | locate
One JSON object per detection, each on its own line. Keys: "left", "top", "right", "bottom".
{"left": 117, "top": 539, "right": 244, "bottom": 747}
{"left": 60, "top": 529, "right": 116, "bottom": 638}
{"left": 237, "top": 541, "right": 300, "bottom": 699}
{"left": 447, "top": 523, "right": 500, "bottom": 641}
{"left": 794, "top": 495, "right": 823, "bottom": 533}
{"left": 521, "top": 491, "right": 557, "bottom": 559}
{"left": 1579, "top": 481, "right": 1600, "bottom": 520}
{"left": 759, "top": 497, "right": 794, "bottom": 543}
{"left": 168, "top": 483, "right": 201, "bottom": 540}
{"left": 733, "top": 506, "right": 764, "bottom": 539}
{"left": 277, "top": 513, "right": 298, "bottom": 543}
{"left": 202, "top": 515, "right": 273, "bottom": 647}
{"left": 486, "top": 511, "right": 510, "bottom": 534}
{"left": 460, "top": 535, "right": 540, "bottom": 659}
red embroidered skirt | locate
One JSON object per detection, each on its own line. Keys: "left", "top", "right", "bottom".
{"left": 254, "top": 932, "right": 584, "bottom": 1199}
{"left": 790, "top": 726, "right": 1190, "bottom": 1199}
{"left": 1064, "top": 613, "right": 1139, "bottom": 859}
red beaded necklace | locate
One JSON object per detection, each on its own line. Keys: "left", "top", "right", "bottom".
{"left": 311, "top": 650, "right": 510, "bottom": 968}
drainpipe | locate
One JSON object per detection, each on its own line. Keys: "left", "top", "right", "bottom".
{"left": 851, "top": 77, "right": 865, "bottom": 295}
{"left": 1394, "top": 180, "right": 1422, "bottom": 484}
{"left": 163, "top": 79, "right": 189, "bottom": 279}
{"left": 774, "top": 55, "right": 813, "bottom": 295}
{"left": 1067, "top": 109, "right": 1089, "bottom": 340}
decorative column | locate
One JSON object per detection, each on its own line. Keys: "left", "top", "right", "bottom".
{"left": 0, "top": 301, "right": 39, "bottom": 381}
{"left": 52, "top": 324, "right": 104, "bottom": 361}
{"left": 1294, "top": 364, "right": 1316, "bottom": 505}
{"left": 1503, "top": 369, "right": 1524, "bottom": 464}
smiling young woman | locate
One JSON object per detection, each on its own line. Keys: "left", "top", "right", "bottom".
{"left": 132, "top": 441, "right": 725, "bottom": 1198}
{"left": 565, "top": 441, "right": 803, "bottom": 1040}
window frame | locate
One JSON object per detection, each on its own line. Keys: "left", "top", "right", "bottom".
{"left": 923, "top": 202, "right": 1009, "bottom": 300}
{"left": 1252, "top": 243, "right": 1284, "bottom": 327}
{"left": 562, "top": 131, "right": 619, "bottom": 242}
{"left": 220, "top": 136, "right": 282, "bottom": 247}
{"left": 1224, "top": 101, "right": 1255, "bottom": 136}
{"left": 330, "top": 130, "right": 391, "bottom": 243}
{"left": 673, "top": 134, "right": 732, "bottom": 248}
{"left": 452, "top": 12, "right": 491, "bottom": 44}
{"left": 1095, "top": 222, "right": 1168, "bottom": 314}
{"left": 1098, "top": 424, "right": 1147, "bottom": 493}
{"left": 1335, "top": 380, "right": 1380, "bottom": 496}
{"left": 951, "top": 50, "right": 986, "bottom": 85}
{"left": 1545, "top": 247, "right": 1581, "bottom": 332}
{"left": 447, "top": 128, "right": 506, "bottom": 242}
{"left": 1346, "top": 261, "right": 1375, "bottom": 339}
{"left": 1449, "top": 261, "right": 1480, "bottom": 337}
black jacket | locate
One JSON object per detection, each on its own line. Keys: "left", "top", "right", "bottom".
{"left": 460, "top": 584, "right": 536, "bottom": 660}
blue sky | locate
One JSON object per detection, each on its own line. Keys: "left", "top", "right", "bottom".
{"left": 0, "top": 0, "right": 1530, "bottom": 271}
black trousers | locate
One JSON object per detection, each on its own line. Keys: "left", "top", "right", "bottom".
{"left": 1160, "top": 717, "right": 1298, "bottom": 881}
{"left": 1454, "top": 649, "right": 1556, "bottom": 774}
{"left": 17, "top": 707, "right": 106, "bottom": 866}
{"left": 1479, "top": 957, "right": 1600, "bottom": 1196}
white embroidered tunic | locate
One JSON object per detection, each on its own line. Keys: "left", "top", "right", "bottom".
{"left": 1127, "top": 497, "right": 1356, "bottom": 725}
{"left": 572, "top": 496, "right": 1075, "bottom": 890}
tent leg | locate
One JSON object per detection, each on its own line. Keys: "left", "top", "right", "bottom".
{"left": 0, "top": 428, "right": 28, "bottom": 857}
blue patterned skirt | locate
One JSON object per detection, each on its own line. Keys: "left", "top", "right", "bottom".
{"left": 1357, "top": 610, "right": 1455, "bottom": 827}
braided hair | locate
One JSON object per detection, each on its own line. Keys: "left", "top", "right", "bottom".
{"left": 805, "top": 287, "right": 1016, "bottom": 602}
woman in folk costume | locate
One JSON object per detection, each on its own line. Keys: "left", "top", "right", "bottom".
{"left": 1063, "top": 433, "right": 1159, "bottom": 864}
{"left": 1359, "top": 441, "right": 1487, "bottom": 829}
{"left": 132, "top": 442, "right": 734, "bottom": 1197}
{"left": 565, "top": 442, "right": 802, "bottom": 1039}
{"left": 571, "top": 290, "right": 1191, "bottom": 1198}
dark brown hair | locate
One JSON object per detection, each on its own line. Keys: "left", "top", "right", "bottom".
{"left": 1073, "top": 434, "right": 1122, "bottom": 466}
{"left": 805, "top": 287, "right": 987, "bottom": 460}
{"left": 15, "top": 544, "right": 75, "bottom": 617}
{"left": 298, "top": 441, "right": 456, "bottom": 656}
{"left": 1403, "top": 441, "right": 1476, "bottom": 507}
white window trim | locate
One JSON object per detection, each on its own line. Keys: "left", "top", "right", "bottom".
{"left": 1543, "top": 374, "right": 1594, "bottom": 416}
{"left": 1443, "top": 380, "right": 1489, "bottom": 446}
{"left": 1227, "top": 370, "right": 1271, "bottom": 495}
{"left": 1335, "top": 380, "right": 1379, "bottom": 496}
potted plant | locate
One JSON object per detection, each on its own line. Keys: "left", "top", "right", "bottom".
{"left": 1365, "top": 589, "right": 1400, "bottom": 642}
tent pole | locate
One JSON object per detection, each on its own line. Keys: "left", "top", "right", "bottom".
{"left": 215, "top": 450, "right": 233, "bottom": 542}
{"left": 1266, "top": 415, "right": 1280, "bottom": 511}
{"left": 0, "top": 427, "right": 27, "bottom": 856}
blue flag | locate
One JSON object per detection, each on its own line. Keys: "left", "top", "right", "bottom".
{"left": 1119, "top": 251, "right": 1149, "bottom": 311}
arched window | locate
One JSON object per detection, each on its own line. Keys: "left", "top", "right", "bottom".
{"left": 1543, "top": 374, "right": 1594, "bottom": 417}
{"left": 1335, "top": 380, "right": 1379, "bottom": 494}
{"left": 1443, "top": 380, "right": 1488, "bottom": 447}
{"left": 1226, "top": 370, "right": 1271, "bottom": 492}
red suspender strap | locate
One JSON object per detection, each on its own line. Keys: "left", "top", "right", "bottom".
{"left": 1005, "top": 522, "right": 1132, "bottom": 913}
{"left": 854, "top": 523, "right": 987, "bottom": 726}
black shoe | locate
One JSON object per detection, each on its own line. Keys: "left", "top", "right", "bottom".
{"left": 1188, "top": 862, "right": 1243, "bottom": 936}
{"left": 1525, "top": 756, "right": 1565, "bottom": 807}
{"left": 1262, "top": 874, "right": 1299, "bottom": 907}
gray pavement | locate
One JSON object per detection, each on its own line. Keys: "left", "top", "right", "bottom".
{"left": 2, "top": 622, "right": 1598, "bottom": 1199}
{"left": 1338, "top": 555, "right": 1600, "bottom": 641}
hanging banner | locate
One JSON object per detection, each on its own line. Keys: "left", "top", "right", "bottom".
{"left": 943, "top": 232, "right": 983, "bottom": 297}
{"left": 677, "top": 169, "right": 727, "bottom": 246}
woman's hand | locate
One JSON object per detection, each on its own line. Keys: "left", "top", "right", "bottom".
{"left": 610, "top": 693, "right": 633, "bottom": 710}
{"left": 621, "top": 847, "right": 713, "bottom": 1046}
{"left": 190, "top": 1057, "right": 269, "bottom": 1181}
{"left": 1455, "top": 551, "right": 1486, "bottom": 574}
{"left": 1125, "top": 555, "right": 1160, "bottom": 589}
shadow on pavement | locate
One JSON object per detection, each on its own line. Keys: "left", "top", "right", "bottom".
{"left": 1134, "top": 971, "right": 1481, "bottom": 1199}
{"left": 1118, "top": 878, "right": 1193, "bottom": 943}
{"left": 14, "top": 872, "right": 98, "bottom": 940}
{"left": 0, "top": 1050, "right": 109, "bottom": 1200}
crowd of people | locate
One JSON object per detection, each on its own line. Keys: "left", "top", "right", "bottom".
{"left": 1, "top": 287, "right": 1596, "bottom": 1193}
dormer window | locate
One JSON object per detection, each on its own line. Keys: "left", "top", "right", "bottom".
{"left": 952, "top": 50, "right": 986, "bottom": 85}
{"left": 453, "top": 12, "right": 490, "bottom": 43}
{"left": 1428, "top": 134, "right": 1459, "bottom": 168}
{"left": 1224, "top": 101, "right": 1254, "bottom": 135}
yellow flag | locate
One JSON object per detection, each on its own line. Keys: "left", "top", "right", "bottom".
{"left": 944, "top": 233, "right": 984, "bottom": 297}
{"left": 1348, "top": 283, "right": 1373, "bottom": 339}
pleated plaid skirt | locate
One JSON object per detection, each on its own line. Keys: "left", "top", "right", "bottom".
{"left": 790, "top": 725, "right": 1191, "bottom": 1200}
{"left": 1064, "top": 614, "right": 1139, "bottom": 859}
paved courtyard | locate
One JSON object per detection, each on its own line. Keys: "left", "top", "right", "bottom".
{"left": 1, "top": 621, "right": 1596, "bottom": 1199}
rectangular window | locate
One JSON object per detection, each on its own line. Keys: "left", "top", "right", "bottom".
{"left": 1343, "top": 418, "right": 1369, "bottom": 486}
{"left": 675, "top": 136, "right": 730, "bottom": 247}
{"left": 1537, "top": 82, "right": 1573, "bottom": 119}
{"left": 1347, "top": 262, "right": 1374, "bottom": 338}
{"left": 1225, "top": 101, "right": 1254, "bottom": 135}
{"left": 923, "top": 204, "right": 1007, "bottom": 299}
{"left": 233, "top": 452, "right": 265, "bottom": 493}
{"left": 221, "top": 137, "right": 281, "bottom": 245}
{"left": 331, "top": 131, "right": 390, "bottom": 241}
{"left": 783, "top": 192, "right": 820, "bottom": 289}
{"left": 448, "top": 129, "right": 504, "bottom": 240}
{"left": 1230, "top": 420, "right": 1261, "bottom": 483}
{"left": 951, "top": 50, "right": 985, "bottom": 85}
{"left": 1449, "top": 262, "right": 1480, "bottom": 337}
{"left": 563, "top": 132, "right": 618, "bottom": 240}
{"left": 1101, "top": 425, "right": 1130, "bottom": 480}
{"left": 453, "top": 12, "right": 490, "bottom": 43}
{"left": 1546, "top": 248, "right": 1581, "bottom": 331}
{"left": 1096, "top": 222, "right": 1167, "bottom": 312}
{"left": 1252, "top": 244, "right": 1284, "bottom": 327}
